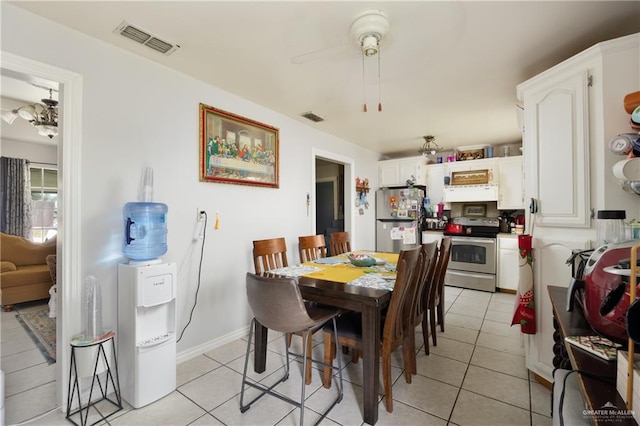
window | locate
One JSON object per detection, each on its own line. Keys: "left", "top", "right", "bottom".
{"left": 30, "top": 166, "right": 57, "bottom": 242}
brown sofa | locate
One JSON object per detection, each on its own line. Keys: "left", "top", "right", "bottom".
{"left": 1, "top": 232, "right": 56, "bottom": 310}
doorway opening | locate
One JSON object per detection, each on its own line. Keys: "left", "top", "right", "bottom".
{"left": 311, "top": 149, "right": 354, "bottom": 254}
{"left": 315, "top": 159, "right": 344, "bottom": 255}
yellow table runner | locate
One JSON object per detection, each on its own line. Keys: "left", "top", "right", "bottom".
{"left": 302, "top": 251, "right": 398, "bottom": 284}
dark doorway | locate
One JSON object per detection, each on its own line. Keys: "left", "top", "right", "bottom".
{"left": 315, "top": 159, "right": 344, "bottom": 255}
{"left": 316, "top": 181, "right": 334, "bottom": 236}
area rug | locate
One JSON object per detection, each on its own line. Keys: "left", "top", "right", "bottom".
{"left": 16, "top": 308, "right": 56, "bottom": 364}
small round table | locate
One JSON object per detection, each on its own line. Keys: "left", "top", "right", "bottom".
{"left": 66, "top": 332, "right": 122, "bottom": 426}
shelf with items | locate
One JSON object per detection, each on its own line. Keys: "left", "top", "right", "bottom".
{"left": 355, "top": 177, "right": 370, "bottom": 195}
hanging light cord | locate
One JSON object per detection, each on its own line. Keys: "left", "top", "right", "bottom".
{"left": 377, "top": 46, "right": 382, "bottom": 112}
{"left": 361, "top": 52, "right": 367, "bottom": 112}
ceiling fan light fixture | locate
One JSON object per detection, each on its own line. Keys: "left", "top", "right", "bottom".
{"left": 350, "top": 10, "right": 390, "bottom": 49}
{"left": 419, "top": 135, "right": 441, "bottom": 157}
{"left": 361, "top": 35, "right": 379, "bottom": 56}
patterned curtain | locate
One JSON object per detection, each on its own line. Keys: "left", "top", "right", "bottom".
{"left": 0, "top": 156, "right": 32, "bottom": 238}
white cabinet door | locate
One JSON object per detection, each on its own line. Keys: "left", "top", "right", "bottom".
{"left": 378, "top": 161, "right": 401, "bottom": 187}
{"left": 522, "top": 70, "right": 590, "bottom": 228}
{"left": 497, "top": 236, "right": 519, "bottom": 291}
{"left": 378, "top": 157, "right": 426, "bottom": 187}
{"left": 425, "top": 163, "right": 446, "bottom": 204}
{"left": 421, "top": 231, "right": 442, "bottom": 246}
{"left": 498, "top": 157, "right": 524, "bottom": 210}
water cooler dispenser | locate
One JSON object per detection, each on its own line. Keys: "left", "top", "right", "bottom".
{"left": 118, "top": 168, "right": 177, "bottom": 407}
{"left": 118, "top": 262, "right": 176, "bottom": 408}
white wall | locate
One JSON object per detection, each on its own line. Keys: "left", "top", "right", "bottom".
{"left": 1, "top": 139, "right": 57, "bottom": 165}
{"left": 2, "top": 5, "right": 380, "bottom": 355}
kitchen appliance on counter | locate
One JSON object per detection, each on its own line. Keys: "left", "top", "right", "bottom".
{"left": 376, "top": 187, "right": 424, "bottom": 253}
{"left": 571, "top": 240, "right": 640, "bottom": 345}
{"left": 444, "top": 216, "right": 500, "bottom": 292}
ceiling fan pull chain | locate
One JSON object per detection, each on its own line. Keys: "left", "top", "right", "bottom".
{"left": 377, "top": 47, "right": 382, "bottom": 112}
{"left": 362, "top": 53, "right": 368, "bottom": 112}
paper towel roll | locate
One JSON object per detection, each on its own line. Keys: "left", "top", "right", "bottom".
{"left": 613, "top": 158, "right": 640, "bottom": 181}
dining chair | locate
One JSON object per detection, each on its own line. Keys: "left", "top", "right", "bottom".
{"left": 253, "top": 237, "right": 288, "bottom": 274}
{"left": 427, "top": 236, "right": 452, "bottom": 348}
{"left": 240, "top": 273, "right": 343, "bottom": 425}
{"left": 252, "top": 236, "right": 319, "bottom": 384}
{"left": 298, "top": 234, "right": 327, "bottom": 263}
{"left": 328, "top": 231, "right": 351, "bottom": 256}
{"left": 321, "top": 246, "right": 421, "bottom": 413}
{"left": 403, "top": 241, "right": 438, "bottom": 374}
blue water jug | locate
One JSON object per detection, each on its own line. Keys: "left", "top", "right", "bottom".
{"left": 123, "top": 202, "right": 168, "bottom": 261}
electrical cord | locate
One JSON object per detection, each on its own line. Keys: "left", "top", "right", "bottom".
{"left": 177, "top": 211, "right": 206, "bottom": 343}
{"left": 553, "top": 367, "right": 614, "bottom": 426}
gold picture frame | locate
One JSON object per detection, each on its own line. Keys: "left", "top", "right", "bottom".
{"left": 451, "top": 169, "right": 489, "bottom": 185}
{"left": 199, "top": 103, "right": 279, "bottom": 188}
{"left": 463, "top": 204, "right": 487, "bottom": 217}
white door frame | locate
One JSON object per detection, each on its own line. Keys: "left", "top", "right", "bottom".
{"left": 2, "top": 51, "right": 83, "bottom": 411}
{"left": 311, "top": 148, "right": 354, "bottom": 245}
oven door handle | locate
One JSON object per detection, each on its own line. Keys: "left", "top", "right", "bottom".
{"left": 451, "top": 237, "right": 496, "bottom": 245}
{"left": 447, "top": 270, "right": 495, "bottom": 280}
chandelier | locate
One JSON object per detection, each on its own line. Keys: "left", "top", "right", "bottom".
{"left": 1, "top": 89, "right": 59, "bottom": 139}
{"left": 418, "top": 135, "right": 442, "bottom": 157}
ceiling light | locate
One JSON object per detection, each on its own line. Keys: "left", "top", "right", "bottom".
{"left": 419, "top": 135, "right": 441, "bottom": 157}
{"left": 351, "top": 10, "right": 389, "bottom": 113}
{"left": 1, "top": 89, "right": 58, "bottom": 139}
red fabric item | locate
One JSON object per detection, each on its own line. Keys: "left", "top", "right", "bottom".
{"left": 512, "top": 234, "right": 536, "bottom": 334}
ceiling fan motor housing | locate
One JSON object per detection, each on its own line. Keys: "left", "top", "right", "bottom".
{"left": 350, "top": 10, "right": 390, "bottom": 56}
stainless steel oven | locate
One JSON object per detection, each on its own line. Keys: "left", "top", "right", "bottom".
{"left": 444, "top": 217, "right": 499, "bottom": 292}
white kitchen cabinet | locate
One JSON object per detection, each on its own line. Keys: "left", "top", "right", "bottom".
{"left": 425, "top": 163, "right": 446, "bottom": 204}
{"left": 497, "top": 235, "right": 519, "bottom": 291}
{"left": 520, "top": 70, "right": 590, "bottom": 228}
{"left": 516, "top": 33, "right": 640, "bottom": 383}
{"left": 497, "top": 157, "right": 524, "bottom": 210}
{"left": 421, "top": 231, "right": 443, "bottom": 246}
{"left": 378, "top": 156, "right": 426, "bottom": 187}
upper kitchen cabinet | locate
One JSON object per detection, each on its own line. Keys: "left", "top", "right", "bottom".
{"left": 378, "top": 156, "right": 426, "bottom": 187}
{"left": 425, "top": 163, "right": 447, "bottom": 204}
{"left": 515, "top": 33, "right": 639, "bottom": 384}
{"left": 518, "top": 69, "right": 590, "bottom": 227}
{"left": 517, "top": 33, "right": 640, "bottom": 229}
{"left": 497, "top": 156, "right": 524, "bottom": 210}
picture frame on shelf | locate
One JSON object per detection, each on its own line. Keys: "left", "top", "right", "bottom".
{"left": 199, "top": 103, "right": 279, "bottom": 188}
{"left": 463, "top": 204, "right": 487, "bottom": 217}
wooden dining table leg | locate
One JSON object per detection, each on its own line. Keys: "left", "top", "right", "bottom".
{"left": 254, "top": 321, "right": 268, "bottom": 373}
{"left": 361, "top": 304, "right": 380, "bottom": 425}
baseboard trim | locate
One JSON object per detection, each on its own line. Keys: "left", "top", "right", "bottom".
{"left": 176, "top": 325, "right": 250, "bottom": 364}
{"left": 497, "top": 288, "right": 517, "bottom": 294}
{"left": 534, "top": 372, "right": 553, "bottom": 390}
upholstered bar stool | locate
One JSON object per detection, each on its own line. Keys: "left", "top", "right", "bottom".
{"left": 240, "top": 273, "right": 343, "bottom": 425}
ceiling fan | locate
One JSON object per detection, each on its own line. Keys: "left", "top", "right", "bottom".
{"left": 291, "top": 10, "right": 391, "bottom": 112}
{"left": 290, "top": 10, "right": 391, "bottom": 65}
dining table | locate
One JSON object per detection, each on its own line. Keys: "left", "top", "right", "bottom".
{"left": 254, "top": 251, "right": 399, "bottom": 425}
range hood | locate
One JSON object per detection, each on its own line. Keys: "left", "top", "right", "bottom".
{"left": 443, "top": 184, "right": 499, "bottom": 203}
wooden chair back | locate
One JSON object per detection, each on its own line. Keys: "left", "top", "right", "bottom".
{"left": 298, "top": 234, "right": 327, "bottom": 263}
{"left": 322, "top": 245, "right": 421, "bottom": 412}
{"left": 328, "top": 232, "right": 351, "bottom": 256}
{"left": 426, "top": 236, "right": 453, "bottom": 347}
{"left": 253, "top": 237, "right": 288, "bottom": 274}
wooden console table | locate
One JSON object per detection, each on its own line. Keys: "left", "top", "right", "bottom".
{"left": 549, "top": 285, "right": 636, "bottom": 425}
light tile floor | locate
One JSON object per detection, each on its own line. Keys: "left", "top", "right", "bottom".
{"left": 2, "top": 287, "right": 552, "bottom": 425}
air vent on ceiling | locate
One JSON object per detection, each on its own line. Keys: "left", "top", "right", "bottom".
{"left": 301, "top": 111, "right": 325, "bottom": 123}
{"left": 114, "top": 21, "right": 180, "bottom": 56}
